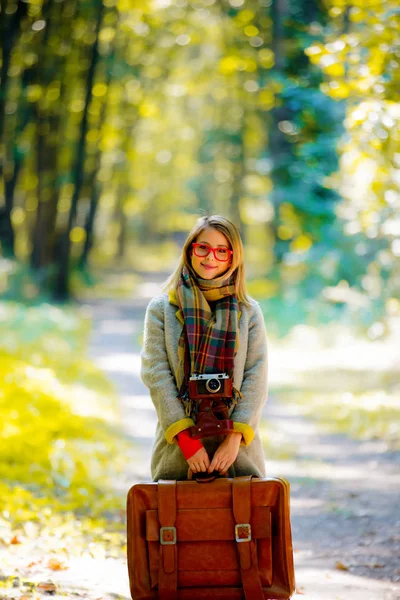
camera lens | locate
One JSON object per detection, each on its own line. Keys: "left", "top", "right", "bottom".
{"left": 206, "top": 378, "right": 221, "bottom": 393}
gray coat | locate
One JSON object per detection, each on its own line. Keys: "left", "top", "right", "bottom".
{"left": 140, "top": 292, "right": 268, "bottom": 481}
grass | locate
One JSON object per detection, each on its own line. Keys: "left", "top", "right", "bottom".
{"left": 0, "top": 301, "right": 130, "bottom": 530}
{"left": 267, "top": 319, "right": 400, "bottom": 449}
{"left": 277, "top": 386, "right": 400, "bottom": 449}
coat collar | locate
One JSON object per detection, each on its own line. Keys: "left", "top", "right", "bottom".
{"left": 168, "top": 290, "right": 184, "bottom": 324}
{"left": 168, "top": 289, "right": 179, "bottom": 307}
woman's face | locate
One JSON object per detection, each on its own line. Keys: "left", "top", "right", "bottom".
{"left": 190, "top": 227, "right": 233, "bottom": 280}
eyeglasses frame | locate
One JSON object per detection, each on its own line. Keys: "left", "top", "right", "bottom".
{"left": 191, "top": 242, "right": 233, "bottom": 262}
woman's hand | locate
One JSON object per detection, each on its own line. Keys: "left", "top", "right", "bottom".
{"left": 187, "top": 447, "right": 211, "bottom": 473}
{"left": 208, "top": 432, "right": 242, "bottom": 474}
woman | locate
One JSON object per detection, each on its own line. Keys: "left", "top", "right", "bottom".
{"left": 140, "top": 215, "right": 268, "bottom": 481}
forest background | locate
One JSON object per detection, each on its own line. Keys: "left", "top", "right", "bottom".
{"left": 0, "top": 0, "right": 399, "bottom": 597}
{"left": 1, "top": 0, "right": 399, "bottom": 322}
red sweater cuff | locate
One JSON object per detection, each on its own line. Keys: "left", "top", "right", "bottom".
{"left": 176, "top": 429, "right": 203, "bottom": 460}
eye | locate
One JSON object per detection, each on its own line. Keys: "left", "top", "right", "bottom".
{"left": 199, "top": 244, "right": 209, "bottom": 250}
{"left": 218, "top": 249, "right": 228, "bottom": 254}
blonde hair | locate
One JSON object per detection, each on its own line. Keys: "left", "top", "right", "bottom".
{"left": 162, "top": 215, "right": 251, "bottom": 305}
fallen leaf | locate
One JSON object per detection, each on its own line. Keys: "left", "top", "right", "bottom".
{"left": 335, "top": 560, "right": 349, "bottom": 571}
{"left": 10, "top": 535, "right": 22, "bottom": 545}
{"left": 36, "top": 582, "right": 56, "bottom": 595}
{"left": 46, "top": 559, "right": 68, "bottom": 571}
{"left": 27, "top": 559, "right": 43, "bottom": 568}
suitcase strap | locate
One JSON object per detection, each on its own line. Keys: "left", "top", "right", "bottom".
{"left": 157, "top": 477, "right": 264, "bottom": 600}
{"left": 233, "top": 476, "right": 264, "bottom": 600}
{"left": 158, "top": 480, "right": 178, "bottom": 600}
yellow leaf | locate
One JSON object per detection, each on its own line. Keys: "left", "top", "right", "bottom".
{"left": 277, "top": 225, "right": 294, "bottom": 241}
{"left": 320, "top": 81, "right": 350, "bottom": 100}
{"left": 236, "top": 10, "right": 255, "bottom": 24}
{"left": 259, "top": 89, "right": 274, "bottom": 110}
{"left": 26, "top": 84, "right": 42, "bottom": 102}
{"left": 323, "top": 62, "right": 345, "bottom": 77}
{"left": 244, "top": 25, "right": 259, "bottom": 37}
{"left": 219, "top": 56, "right": 240, "bottom": 75}
{"left": 290, "top": 234, "right": 313, "bottom": 253}
{"left": 259, "top": 48, "right": 274, "bottom": 69}
{"left": 92, "top": 83, "right": 107, "bottom": 98}
{"left": 70, "top": 226, "right": 86, "bottom": 244}
{"left": 349, "top": 7, "right": 368, "bottom": 23}
{"left": 139, "top": 103, "right": 158, "bottom": 118}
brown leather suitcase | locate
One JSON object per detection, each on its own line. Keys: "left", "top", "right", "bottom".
{"left": 126, "top": 475, "right": 295, "bottom": 599}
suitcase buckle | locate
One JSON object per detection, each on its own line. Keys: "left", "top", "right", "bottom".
{"left": 160, "top": 526, "right": 177, "bottom": 545}
{"left": 235, "top": 523, "right": 251, "bottom": 543}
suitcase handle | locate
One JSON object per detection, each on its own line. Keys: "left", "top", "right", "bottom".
{"left": 187, "top": 469, "right": 228, "bottom": 483}
{"left": 194, "top": 471, "right": 217, "bottom": 483}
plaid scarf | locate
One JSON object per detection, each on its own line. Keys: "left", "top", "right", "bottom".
{"left": 176, "top": 265, "right": 240, "bottom": 410}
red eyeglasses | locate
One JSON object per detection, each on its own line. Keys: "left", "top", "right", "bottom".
{"left": 192, "top": 243, "right": 233, "bottom": 262}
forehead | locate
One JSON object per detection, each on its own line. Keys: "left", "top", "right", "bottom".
{"left": 196, "top": 227, "right": 230, "bottom": 246}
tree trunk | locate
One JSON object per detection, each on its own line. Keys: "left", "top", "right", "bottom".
{"left": 30, "top": 0, "right": 77, "bottom": 280}
{"left": 115, "top": 186, "right": 128, "bottom": 260}
{"left": 0, "top": 0, "right": 28, "bottom": 256}
{"left": 54, "top": 0, "right": 104, "bottom": 301}
{"left": 0, "top": 0, "right": 28, "bottom": 146}
{"left": 79, "top": 8, "right": 118, "bottom": 269}
{"left": 79, "top": 180, "right": 99, "bottom": 269}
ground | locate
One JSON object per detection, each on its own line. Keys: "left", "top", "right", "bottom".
{"left": 1, "top": 273, "right": 399, "bottom": 600}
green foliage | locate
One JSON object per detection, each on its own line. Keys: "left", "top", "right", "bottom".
{"left": 305, "top": 0, "right": 400, "bottom": 320}
{"left": 0, "top": 0, "right": 398, "bottom": 327}
{"left": 0, "top": 0, "right": 341, "bottom": 299}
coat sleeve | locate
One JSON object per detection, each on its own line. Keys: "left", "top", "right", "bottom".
{"left": 231, "top": 301, "right": 268, "bottom": 446}
{"left": 140, "top": 295, "right": 195, "bottom": 444}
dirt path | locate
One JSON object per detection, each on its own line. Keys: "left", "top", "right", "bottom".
{"left": 266, "top": 398, "right": 400, "bottom": 599}
{"left": 85, "top": 275, "right": 400, "bottom": 600}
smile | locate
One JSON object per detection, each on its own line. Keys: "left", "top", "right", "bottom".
{"left": 201, "top": 264, "right": 217, "bottom": 270}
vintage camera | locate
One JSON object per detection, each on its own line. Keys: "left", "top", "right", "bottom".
{"left": 188, "top": 373, "right": 232, "bottom": 399}
{"left": 188, "top": 373, "right": 235, "bottom": 439}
